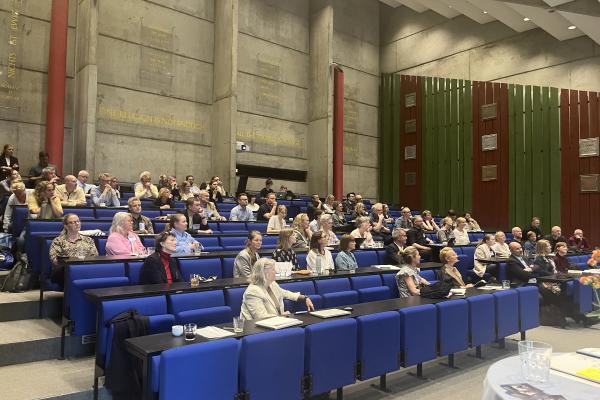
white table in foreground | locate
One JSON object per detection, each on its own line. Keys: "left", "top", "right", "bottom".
{"left": 482, "top": 355, "right": 600, "bottom": 400}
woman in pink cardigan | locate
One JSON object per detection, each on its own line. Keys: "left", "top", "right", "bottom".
{"left": 105, "top": 212, "right": 146, "bottom": 255}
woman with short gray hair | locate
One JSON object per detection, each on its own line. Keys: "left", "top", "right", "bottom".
{"left": 240, "top": 258, "right": 315, "bottom": 320}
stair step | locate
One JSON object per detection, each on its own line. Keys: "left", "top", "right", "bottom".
{"left": 0, "top": 319, "right": 93, "bottom": 366}
{"left": 0, "top": 290, "right": 62, "bottom": 322}
{"left": 0, "top": 357, "right": 109, "bottom": 400}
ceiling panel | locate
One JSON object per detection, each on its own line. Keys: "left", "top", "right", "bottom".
{"left": 397, "top": 0, "right": 429, "bottom": 12}
{"left": 469, "top": 0, "right": 537, "bottom": 31}
{"left": 505, "top": 2, "right": 585, "bottom": 40}
{"left": 557, "top": 10, "right": 600, "bottom": 45}
{"left": 438, "top": 0, "right": 496, "bottom": 23}
{"left": 413, "top": 0, "right": 461, "bottom": 18}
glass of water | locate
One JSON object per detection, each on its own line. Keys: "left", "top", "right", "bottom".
{"left": 233, "top": 316, "right": 244, "bottom": 333}
{"left": 518, "top": 340, "right": 552, "bottom": 382}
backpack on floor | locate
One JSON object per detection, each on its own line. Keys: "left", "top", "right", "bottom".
{"left": 1, "top": 255, "right": 32, "bottom": 292}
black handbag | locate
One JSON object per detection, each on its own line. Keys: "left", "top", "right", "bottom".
{"left": 420, "top": 281, "right": 452, "bottom": 299}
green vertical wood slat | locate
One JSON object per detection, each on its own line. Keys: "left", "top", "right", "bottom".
{"left": 508, "top": 84, "right": 516, "bottom": 227}
{"left": 423, "top": 77, "right": 432, "bottom": 209}
{"left": 449, "top": 79, "right": 459, "bottom": 212}
{"left": 549, "top": 87, "right": 561, "bottom": 226}
{"left": 514, "top": 85, "right": 525, "bottom": 228}
{"left": 392, "top": 75, "right": 401, "bottom": 205}
{"left": 444, "top": 78, "right": 452, "bottom": 213}
{"left": 457, "top": 80, "right": 465, "bottom": 213}
{"left": 541, "top": 86, "right": 550, "bottom": 227}
{"left": 428, "top": 77, "right": 438, "bottom": 213}
{"left": 531, "top": 86, "right": 543, "bottom": 224}
{"left": 437, "top": 79, "right": 446, "bottom": 213}
{"left": 524, "top": 86, "right": 533, "bottom": 225}
{"left": 463, "top": 80, "right": 472, "bottom": 213}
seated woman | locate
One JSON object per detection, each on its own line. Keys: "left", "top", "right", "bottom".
{"left": 48, "top": 213, "right": 98, "bottom": 286}
{"left": 28, "top": 180, "right": 63, "bottom": 219}
{"left": 3, "top": 182, "right": 31, "bottom": 232}
{"left": 554, "top": 241, "right": 571, "bottom": 273}
{"left": 166, "top": 213, "right": 201, "bottom": 254}
{"left": 306, "top": 231, "right": 335, "bottom": 273}
{"left": 350, "top": 216, "right": 375, "bottom": 248}
{"left": 319, "top": 214, "right": 340, "bottom": 246}
{"left": 272, "top": 228, "right": 299, "bottom": 270}
{"left": 234, "top": 230, "right": 262, "bottom": 278}
{"left": 464, "top": 212, "right": 481, "bottom": 231}
{"left": 451, "top": 217, "right": 470, "bottom": 245}
{"left": 395, "top": 246, "right": 429, "bottom": 298}
{"left": 472, "top": 234, "right": 497, "bottom": 283}
{"left": 351, "top": 202, "right": 368, "bottom": 220}
{"left": 154, "top": 187, "right": 174, "bottom": 209}
{"left": 0, "top": 169, "right": 21, "bottom": 196}
{"left": 421, "top": 210, "right": 439, "bottom": 232}
{"left": 179, "top": 181, "right": 195, "bottom": 201}
{"left": 532, "top": 239, "right": 556, "bottom": 276}
{"left": 492, "top": 231, "right": 510, "bottom": 257}
{"left": 437, "top": 217, "right": 454, "bottom": 243}
{"left": 331, "top": 201, "right": 349, "bottom": 230}
{"left": 247, "top": 194, "right": 259, "bottom": 212}
{"left": 134, "top": 171, "right": 159, "bottom": 199}
{"left": 291, "top": 213, "right": 312, "bottom": 248}
{"left": 105, "top": 212, "right": 146, "bottom": 255}
{"left": 439, "top": 247, "right": 472, "bottom": 288}
{"left": 335, "top": 234, "right": 358, "bottom": 271}
{"left": 382, "top": 204, "right": 394, "bottom": 224}
{"left": 267, "top": 204, "right": 288, "bottom": 234}
{"left": 139, "top": 231, "right": 183, "bottom": 285}
{"left": 240, "top": 258, "right": 315, "bottom": 320}
{"left": 322, "top": 194, "right": 335, "bottom": 214}
{"left": 309, "top": 209, "right": 323, "bottom": 233}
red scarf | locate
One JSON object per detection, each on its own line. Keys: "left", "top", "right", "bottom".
{"left": 159, "top": 251, "right": 173, "bottom": 283}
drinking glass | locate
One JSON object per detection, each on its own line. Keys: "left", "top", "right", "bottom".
{"left": 184, "top": 323, "right": 197, "bottom": 341}
{"left": 518, "top": 340, "right": 552, "bottom": 382}
{"left": 233, "top": 316, "right": 245, "bottom": 333}
{"left": 190, "top": 274, "right": 200, "bottom": 288}
{"left": 502, "top": 280, "right": 511, "bottom": 289}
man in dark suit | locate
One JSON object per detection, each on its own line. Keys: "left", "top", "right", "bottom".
{"left": 506, "top": 242, "right": 535, "bottom": 286}
{"left": 406, "top": 216, "right": 432, "bottom": 259}
{"left": 385, "top": 228, "right": 407, "bottom": 264}
{"left": 544, "top": 226, "right": 568, "bottom": 251}
{"left": 181, "top": 197, "right": 211, "bottom": 234}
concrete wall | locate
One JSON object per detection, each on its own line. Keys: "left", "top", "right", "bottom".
{"left": 0, "top": 0, "right": 77, "bottom": 175}
{"left": 380, "top": 5, "right": 600, "bottom": 92}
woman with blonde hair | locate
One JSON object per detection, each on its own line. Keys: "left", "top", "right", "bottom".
{"left": 240, "top": 258, "right": 314, "bottom": 320}
{"left": 452, "top": 217, "right": 470, "bottom": 245}
{"left": 395, "top": 246, "right": 429, "bottom": 298}
{"left": 351, "top": 202, "right": 368, "bottom": 220}
{"left": 532, "top": 239, "right": 556, "bottom": 276}
{"left": 272, "top": 228, "right": 299, "bottom": 270}
{"left": 105, "top": 212, "right": 146, "bottom": 255}
{"left": 439, "top": 247, "right": 472, "bottom": 288}
{"left": 234, "top": 230, "right": 262, "bottom": 278}
{"left": 291, "top": 213, "right": 312, "bottom": 248}
{"left": 28, "top": 180, "right": 63, "bottom": 219}
{"left": 154, "top": 187, "right": 174, "bottom": 209}
{"left": 134, "top": 171, "right": 159, "bottom": 199}
{"left": 319, "top": 213, "right": 340, "bottom": 246}
{"left": 267, "top": 204, "right": 288, "bottom": 234}
{"left": 322, "top": 194, "right": 336, "bottom": 213}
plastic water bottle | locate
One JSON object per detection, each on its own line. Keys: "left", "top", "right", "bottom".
{"left": 316, "top": 256, "right": 322, "bottom": 275}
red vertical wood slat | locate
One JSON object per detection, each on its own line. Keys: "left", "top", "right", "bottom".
{"left": 398, "top": 75, "right": 422, "bottom": 209}
{"left": 588, "top": 92, "right": 600, "bottom": 246}
{"left": 559, "top": 89, "right": 572, "bottom": 236}
{"left": 569, "top": 90, "right": 580, "bottom": 236}
{"left": 579, "top": 91, "right": 591, "bottom": 241}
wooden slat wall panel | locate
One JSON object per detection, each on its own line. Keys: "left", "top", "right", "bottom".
{"left": 471, "top": 81, "right": 509, "bottom": 230}
{"left": 560, "top": 90, "right": 600, "bottom": 246}
{"left": 379, "top": 74, "right": 401, "bottom": 204}
{"left": 398, "top": 75, "right": 422, "bottom": 209}
{"left": 549, "top": 88, "right": 561, "bottom": 226}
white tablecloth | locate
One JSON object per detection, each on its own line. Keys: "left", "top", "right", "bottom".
{"left": 482, "top": 355, "right": 600, "bottom": 400}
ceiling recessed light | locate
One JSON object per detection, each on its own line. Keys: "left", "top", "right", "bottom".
{"left": 483, "top": 10, "right": 488, "bottom": 14}
{"left": 568, "top": 25, "right": 576, "bottom": 30}
{"left": 523, "top": 17, "right": 530, "bottom": 21}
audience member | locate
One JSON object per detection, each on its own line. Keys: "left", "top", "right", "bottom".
{"left": 406, "top": 216, "right": 432, "bottom": 256}
{"left": 472, "top": 234, "right": 497, "bottom": 282}
{"left": 272, "top": 228, "right": 299, "bottom": 270}
{"left": 510, "top": 227, "right": 523, "bottom": 244}
{"left": 157, "top": 174, "right": 169, "bottom": 190}
{"left": 554, "top": 242, "right": 571, "bottom": 273}
{"left": 322, "top": 194, "right": 335, "bottom": 213}
{"left": 208, "top": 178, "right": 223, "bottom": 203}
{"left": 351, "top": 216, "right": 375, "bottom": 248}
{"left": 464, "top": 212, "right": 481, "bottom": 231}
{"left": 0, "top": 144, "right": 19, "bottom": 180}
{"left": 385, "top": 228, "right": 407, "bottom": 264}
{"left": 452, "top": 217, "right": 470, "bottom": 245}
{"left": 41, "top": 166, "right": 60, "bottom": 184}
{"left": 395, "top": 207, "right": 413, "bottom": 230}
{"left": 49, "top": 213, "right": 98, "bottom": 286}
{"left": 234, "top": 230, "right": 262, "bottom": 278}
{"left": 370, "top": 202, "right": 391, "bottom": 242}
{"left": 309, "top": 209, "right": 323, "bottom": 233}
{"left": 0, "top": 169, "right": 21, "bottom": 196}
{"left": 307, "top": 194, "right": 323, "bottom": 221}
{"left": 382, "top": 204, "right": 394, "bottom": 224}
{"left": 267, "top": 205, "right": 288, "bottom": 234}
{"left": 306, "top": 231, "right": 334, "bottom": 273}
{"left": 28, "top": 151, "right": 56, "bottom": 187}
{"left": 439, "top": 247, "right": 472, "bottom": 288}
{"left": 355, "top": 194, "right": 363, "bottom": 205}
{"left": 505, "top": 242, "right": 535, "bottom": 286}
{"left": 319, "top": 214, "right": 339, "bottom": 246}
{"left": 166, "top": 213, "right": 201, "bottom": 254}
{"left": 139, "top": 231, "right": 183, "bottom": 285}
{"left": 154, "top": 187, "right": 174, "bottom": 209}
{"left": 291, "top": 213, "right": 312, "bottom": 248}
{"left": 532, "top": 239, "right": 556, "bottom": 276}
{"left": 110, "top": 177, "right": 121, "bottom": 199}
{"left": 211, "top": 176, "right": 227, "bottom": 197}
{"left": 28, "top": 181, "right": 63, "bottom": 219}
{"left": 198, "top": 190, "right": 226, "bottom": 221}
{"left": 91, "top": 173, "right": 120, "bottom": 207}
{"left": 128, "top": 197, "right": 154, "bottom": 234}
{"left": 523, "top": 231, "right": 537, "bottom": 253}
{"left": 395, "top": 246, "right": 429, "bottom": 298}
{"left": 437, "top": 217, "right": 454, "bottom": 243}
{"left": 247, "top": 194, "right": 259, "bottom": 212}
{"left": 3, "top": 182, "right": 31, "bottom": 232}
{"left": 240, "top": 258, "right": 314, "bottom": 320}
{"left": 342, "top": 192, "right": 356, "bottom": 213}
{"left": 229, "top": 193, "right": 256, "bottom": 222}
{"left": 492, "top": 231, "right": 510, "bottom": 257}
{"left": 568, "top": 229, "right": 589, "bottom": 251}
{"left": 446, "top": 209, "right": 458, "bottom": 226}
{"left": 331, "top": 201, "right": 349, "bottom": 230}
{"left": 351, "top": 202, "right": 368, "bottom": 220}
{"left": 335, "top": 234, "right": 358, "bottom": 271}
{"left": 185, "top": 175, "right": 200, "bottom": 196}
{"left": 76, "top": 170, "right": 95, "bottom": 194}
{"left": 105, "top": 212, "right": 145, "bottom": 255}
{"left": 421, "top": 210, "right": 439, "bottom": 232}
{"left": 179, "top": 181, "right": 194, "bottom": 201}
{"left": 544, "top": 226, "right": 567, "bottom": 251}
{"left": 55, "top": 175, "right": 86, "bottom": 207}
{"left": 259, "top": 178, "right": 274, "bottom": 199}
{"left": 134, "top": 171, "right": 159, "bottom": 199}
{"left": 181, "top": 198, "right": 211, "bottom": 234}
{"left": 526, "top": 217, "right": 543, "bottom": 241}
{"left": 257, "top": 192, "right": 277, "bottom": 222}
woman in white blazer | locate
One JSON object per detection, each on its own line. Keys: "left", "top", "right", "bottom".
{"left": 240, "top": 258, "right": 315, "bottom": 320}
{"left": 472, "top": 234, "right": 498, "bottom": 281}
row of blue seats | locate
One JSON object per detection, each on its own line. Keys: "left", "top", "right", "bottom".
{"left": 100, "top": 287, "right": 540, "bottom": 398}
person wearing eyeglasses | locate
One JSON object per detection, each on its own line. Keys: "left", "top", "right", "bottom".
{"left": 49, "top": 213, "right": 98, "bottom": 286}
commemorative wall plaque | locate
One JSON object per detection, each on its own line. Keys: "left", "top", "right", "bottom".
{"left": 481, "top": 134, "right": 497, "bottom": 151}
{"left": 404, "top": 145, "right": 417, "bottom": 160}
{"left": 579, "top": 137, "right": 599, "bottom": 158}
{"left": 580, "top": 175, "right": 600, "bottom": 192}
{"left": 481, "top": 103, "right": 497, "bottom": 120}
{"left": 405, "top": 119, "right": 416, "bottom": 133}
{"left": 405, "top": 92, "right": 416, "bottom": 108}
{"left": 481, "top": 165, "right": 497, "bottom": 181}
{"left": 405, "top": 172, "right": 417, "bottom": 186}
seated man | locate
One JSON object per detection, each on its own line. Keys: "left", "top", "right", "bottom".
{"left": 181, "top": 197, "right": 212, "bottom": 234}
{"left": 91, "top": 173, "right": 120, "bottom": 207}
{"left": 55, "top": 175, "right": 86, "bottom": 207}
{"left": 229, "top": 192, "right": 256, "bottom": 222}
{"left": 198, "top": 189, "right": 226, "bottom": 221}
{"left": 259, "top": 178, "right": 274, "bottom": 199}
{"left": 510, "top": 227, "right": 523, "bottom": 244}
{"left": 505, "top": 242, "right": 534, "bottom": 286}
{"left": 185, "top": 175, "right": 201, "bottom": 196}
{"left": 128, "top": 197, "right": 154, "bottom": 234}
{"left": 342, "top": 192, "right": 356, "bottom": 213}
{"left": 405, "top": 216, "right": 432, "bottom": 258}
{"left": 369, "top": 202, "right": 391, "bottom": 242}
{"left": 568, "top": 229, "right": 589, "bottom": 251}
{"left": 257, "top": 192, "right": 278, "bottom": 222}
{"left": 395, "top": 207, "right": 413, "bottom": 230}
{"left": 77, "top": 170, "right": 95, "bottom": 195}
{"left": 543, "top": 226, "right": 567, "bottom": 251}
{"left": 28, "top": 151, "right": 56, "bottom": 188}
{"left": 385, "top": 228, "right": 407, "bottom": 264}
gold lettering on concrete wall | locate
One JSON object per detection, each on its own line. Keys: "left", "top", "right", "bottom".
{"left": 140, "top": 26, "right": 174, "bottom": 91}
{"left": 256, "top": 77, "right": 281, "bottom": 112}
{"left": 237, "top": 124, "right": 306, "bottom": 159}
{"left": 141, "top": 25, "right": 174, "bottom": 51}
{"left": 0, "top": 0, "right": 23, "bottom": 114}
{"left": 345, "top": 100, "right": 358, "bottom": 131}
{"left": 257, "top": 55, "right": 280, "bottom": 80}
{"left": 98, "top": 105, "right": 206, "bottom": 132}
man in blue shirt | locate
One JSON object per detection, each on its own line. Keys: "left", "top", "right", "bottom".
{"left": 91, "top": 173, "right": 120, "bottom": 207}
{"left": 229, "top": 193, "right": 256, "bottom": 222}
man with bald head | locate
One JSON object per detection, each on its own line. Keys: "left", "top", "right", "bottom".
{"left": 77, "top": 170, "right": 95, "bottom": 194}
{"left": 510, "top": 227, "right": 523, "bottom": 244}
{"left": 568, "top": 229, "right": 589, "bottom": 251}
{"left": 544, "top": 226, "right": 567, "bottom": 251}
{"left": 55, "top": 175, "right": 86, "bottom": 206}
{"left": 505, "top": 242, "right": 534, "bottom": 286}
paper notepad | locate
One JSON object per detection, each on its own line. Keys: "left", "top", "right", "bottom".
{"left": 577, "top": 348, "right": 600, "bottom": 359}
{"left": 551, "top": 353, "right": 600, "bottom": 384}
{"left": 195, "top": 326, "right": 236, "bottom": 339}
{"left": 255, "top": 316, "right": 303, "bottom": 330}
{"left": 310, "top": 309, "right": 352, "bottom": 319}
{"left": 374, "top": 265, "right": 400, "bottom": 270}
{"left": 450, "top": 288, "right": 466, "bottom": 296}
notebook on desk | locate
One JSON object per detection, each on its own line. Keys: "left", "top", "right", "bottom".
{"left": 551, "top": 353, "right": 600, "bottom": 384}
{"left": 255, "top": 316, "right": 303, "bottom": 330}
{"left": 310, "top": 309, "right": 352, "bottom": 319}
